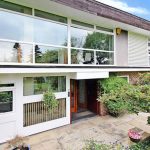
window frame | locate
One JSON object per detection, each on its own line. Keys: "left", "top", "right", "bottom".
{"left": 0, "top": 7, "right": 115, "bottom": 66}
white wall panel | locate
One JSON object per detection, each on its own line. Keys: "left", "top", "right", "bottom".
{"left": 128, "top": 32, "right": 149, "bottom": 66}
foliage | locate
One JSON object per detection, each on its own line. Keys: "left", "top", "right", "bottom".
{"left": 137, "top": 72, "right": 150, "bottom": 85}
{"left": 97, "top": 73, "right": 150, "bottom": 116}
{"left": 7, "top": 135, "right": 28, "bottom": 150}
{"left": 82, "top": 138, "right": 150, "bottom": 150}
{"left": 43, "top": 89, "right": 58, "bottom": 112}
{"left": 129, "top": 138, "right": 150, "bottom": 150}
{"left": 147, "top": 116, "right": 150, "bottom": 124}
{"left": 98, "top": 76, "right": 128, "bottom": 94}
{"left": 0, "top": 91, "right": 12, "bottom": 102}
{"left": 83, "top": 140, "right": 112, "bottom": 150}
{"left": 83, "top": 32, "right": 113, "bottom": 51}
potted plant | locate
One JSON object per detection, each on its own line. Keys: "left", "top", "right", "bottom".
{"left": 147, "top": 116, "right": 150, "bottom": 125}
{"left": 128, "top": 129, "right": 141, "bottom": 143}
{"left": 7, "top": 135, "right": 30, "bottom": 150}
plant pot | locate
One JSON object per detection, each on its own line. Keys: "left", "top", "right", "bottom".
{"left": 129, "top": 137, "right": 141, "bottom": 143}
{"left": 12, "top": 145, "right": 30, "bottom": 150}
{"left": 108, "top": 112, "right": 119, "bottom": 117}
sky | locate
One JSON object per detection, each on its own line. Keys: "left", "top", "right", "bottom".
{"left": 96, "top": 0, "right": 150, "bottom": 21}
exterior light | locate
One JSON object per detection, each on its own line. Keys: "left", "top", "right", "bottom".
{"left": 116, "top": 28, "right": 122, "bottom": 35}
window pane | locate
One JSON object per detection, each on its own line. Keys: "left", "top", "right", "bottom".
{"left": 35, "top": 45, "right": 68, "bottom": 64}
{"left": 0, "top": 41, "right": 33, "bottom": 63}
{"left": 0, "top": 0, "right": 32, "bottom": 15}
{"left": 96, "top": 52, "right": 114, "bottom": 65}
{"left": 71, "top": 49, "right": 94, "bottom": 64}
{"left": 23, "top": 76, "right": 66, "bottom": 96}
{"left": 0, "top": 84, "right": 14, "bottom": 87}
{"left": 34, "top": 18, "right": 67, "bottom": 46}
{"left": 96, "top": 26, "right": 113, "bottom": 33}
{"left": 0, "top": 91, "right": 13, "bottom": 113}
{"left": 0, "top": 11, "right": 33, "bottom": 42}
{"left": 84, "top": 32, "right": 114, "bottom": 51}
{"left": 35, "top": 9, "right": 67, "bottom": 23}
{"left": 71, "top": 27, "right": 92, "bottom": 48}
{"left": 72, "top": 20, "right": 94, "bottom": 28}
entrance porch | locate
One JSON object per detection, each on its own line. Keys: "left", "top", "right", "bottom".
{"left": 70, "top": 79, "right": 100, "bottom": 122}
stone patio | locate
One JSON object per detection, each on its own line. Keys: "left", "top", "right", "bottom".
{"left": 1, "top": 112, "right": 150, "bottom": 150}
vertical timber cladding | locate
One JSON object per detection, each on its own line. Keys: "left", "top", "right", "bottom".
{"left": 128, "top": 32, "right": 149, "bottom": 66}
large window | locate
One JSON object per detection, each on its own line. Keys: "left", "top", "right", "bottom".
{"left": 0, "top": 7, "right": 114, "bottom": 65}
{"left": 71, "top": 21, "right": 114, "bottom": 65}
{"left": 23, "top": 76, "right": 66, "bottom": 96}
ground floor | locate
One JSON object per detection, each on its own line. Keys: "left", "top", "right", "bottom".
{"left": 0, "top": 71, "right": 147, "bottom": 143}
{"left": 1, "top": 113, "right": 150, "bottom": 150}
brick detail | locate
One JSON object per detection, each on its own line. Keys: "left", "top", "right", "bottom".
{"left": 117, "top": 72, "right": 141, "bottom": 84}
{"left": 99, "top": 102, "right": 108, "bottom": 116}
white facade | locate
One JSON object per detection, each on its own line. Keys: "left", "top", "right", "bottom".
{"left": 0, "top": 0, "right": 150, "bottom": 144}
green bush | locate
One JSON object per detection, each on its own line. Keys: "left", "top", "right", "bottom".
{"left": 97, "top": 73, "right": 150, "bottom": 117}
{"left": 82, "top": 138, "right": 150, "bottom": 150}
{"left": 147, "top": 116, "right": 150, "bottom": 125}
{"left": 43, "top": 89, "right": 58, "bottom": 112}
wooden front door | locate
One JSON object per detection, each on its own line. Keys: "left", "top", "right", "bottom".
{"left": 70, "top": 80, "right": 78, "bottom": 113}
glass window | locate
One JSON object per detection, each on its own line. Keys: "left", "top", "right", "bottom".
{"left": 72, "top": 20, "right": 94, "bottom": 28}
{"left": 23, "top": 76, "right": 66, "bottom": 96}
{"left": 0, "top": 0, "right": 32, "bottom": 15}
{"left": 71, "top": 27, "right": 92, "bottom": 48}
{"left": 0, "top": 84, "right": 14, "bottom": 87}
{"left": 96, "top": 26, "right": 113, "bottom": 33}
{"left": 0, "top": 41, "right": 33, "bottom": 63}
{"left": 83, "top": 32, "right": 114, "bottom": 51}
{"left": 34, "top": 18, "right": 67, "bottom": 46}
{"left": 0, "top": 11, "right": 33, "bottom": 42}
{"left": 0, "top": 91, "right": 13, "bottom": 113}
{"left": 35, "top": 9, "right": 67, "bottom": 23}
{"left": 71, "top": 28, "right": 113, "bottom": 51}
{"left": 96, "top": 51, "right": 114, "bottom": 65}
{"left": 35, "top": 45, "right": 68, "bottom": 64}
{"left": 71, "top": 49, "right": 94, "bottom": 64}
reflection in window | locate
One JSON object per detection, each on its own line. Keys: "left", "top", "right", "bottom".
{"left": 0, "top": 91, "right": 13, "bottom": 113}
{"left": 0, "top": 41, "right": 33, "bottom": 63}
{"left": 0, "top": 11, "right": 68, "bottom": 46}
{"left": 35, "top": 45, "right": 68, "bottom": 64}
{"left": 0, "top": 11, "right": 33, "bottom": 42}
{"left": 96, "top": 51, "right": 114, "bottom": 65}
{"left": 23, "top": 76, "right": 66, "bottom": 96}
{"left": 71, "top": 27, "right": 92, "bottom": 48}
{"left": 34, "top": 18, "right": 67, "bottom": 46}
{"left": 84, "top": 32, "right": 114, "bottom": 51}
{"left": 71, "top": 49, "right": 94, "bottom": 64}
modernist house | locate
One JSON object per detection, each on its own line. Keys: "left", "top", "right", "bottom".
{"left": 0, "top": 0, "right": 150, "bottom": 143}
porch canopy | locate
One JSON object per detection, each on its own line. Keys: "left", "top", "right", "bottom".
{"left": 71, "top": 71, "right": 109, "bottom": 80}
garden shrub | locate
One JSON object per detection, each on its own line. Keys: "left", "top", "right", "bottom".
{"left": 97, "top": 73, "right": 150, "bottom": 117}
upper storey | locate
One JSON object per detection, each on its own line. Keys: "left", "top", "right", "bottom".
{"left": 0, "top": 0, "right": 149, "bottom": 67}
